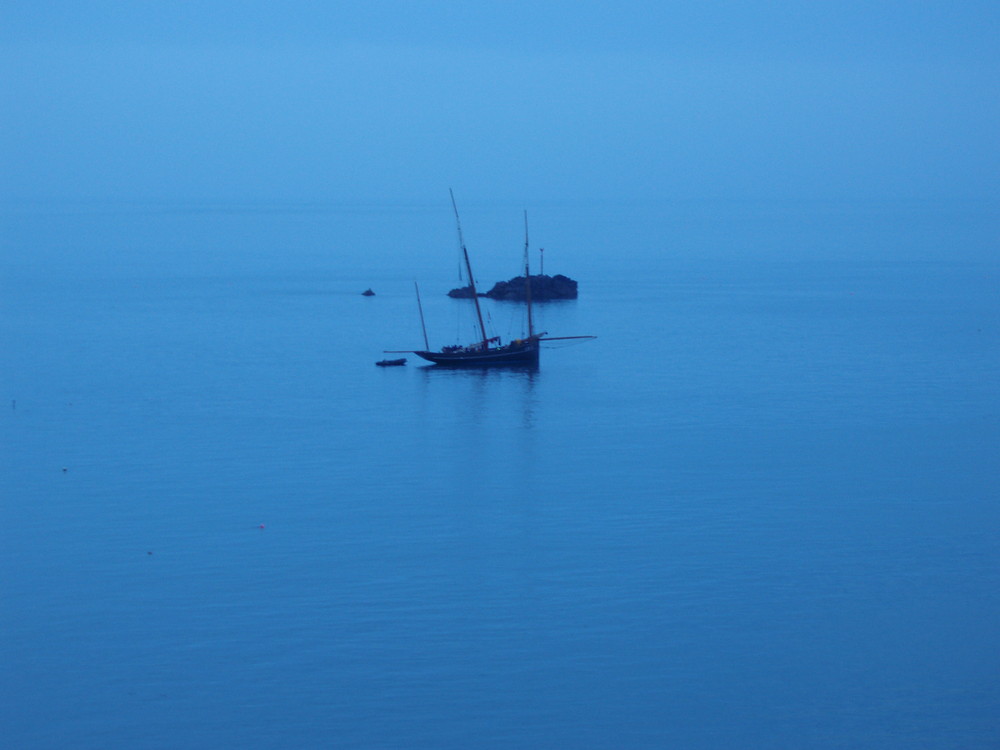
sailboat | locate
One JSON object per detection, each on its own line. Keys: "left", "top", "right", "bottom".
{"left": 395, "top": 191, "right": 594, "bottom": 367}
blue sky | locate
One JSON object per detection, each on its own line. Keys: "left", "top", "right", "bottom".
{"left": 2, "top": 1, "right": 998, "bottom": 204}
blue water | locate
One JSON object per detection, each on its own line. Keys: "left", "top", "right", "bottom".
{"left": 2, "top": 200, "right": 999, "bottom": 748}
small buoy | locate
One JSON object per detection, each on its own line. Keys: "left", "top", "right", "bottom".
{"left": 62, "top": 467, "right": 68, "bottom": 472}
{"left": 258, "top": 523, "right": 265, "bottom": 530}
{"left": 147, "top": 551, "right": 153, "bottom": 555}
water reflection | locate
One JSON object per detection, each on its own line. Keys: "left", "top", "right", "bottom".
{"left": 415, "top": 364, "right": 540, "bottom": 430}
{"left": 416, "top": 363, "right": 539, "bottom": 378}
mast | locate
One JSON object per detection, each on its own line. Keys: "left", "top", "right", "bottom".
{"left": 523, "top": 210, "right": 534, "bottom": 339}
{"left": 414, "top": 281, "right": 429, "bottom": 350}
{"left": 450, "top": 189, "right": 489, "bottom": 349}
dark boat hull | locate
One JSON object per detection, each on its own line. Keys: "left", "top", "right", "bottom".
{"left": 414, "top": 339, "right": 539, "bottom": 366}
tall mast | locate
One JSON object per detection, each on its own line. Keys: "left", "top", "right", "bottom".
{"left": 523, "top": 210, "right": 534, "bottom": 339}
{"left": 414, "top": 281, "right": 429, "bottom": 350}
{"left": 450, "top": 189, "right": 489, "bottom": 348}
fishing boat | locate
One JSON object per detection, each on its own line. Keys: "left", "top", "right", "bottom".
{"left": 388, "top": 191, "right": 593, "bottom": 367}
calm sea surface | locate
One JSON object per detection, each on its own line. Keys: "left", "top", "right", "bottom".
{"left": 2, "top": 200, "right": 998, "bottom": 748}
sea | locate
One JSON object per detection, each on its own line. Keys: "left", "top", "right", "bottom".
{"left": 1, "top": 198, "right": 998, "bottom": 749}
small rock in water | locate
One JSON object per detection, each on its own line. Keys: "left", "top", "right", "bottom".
{"left": 448, "top": 274, "right": 578, "bottom": 300}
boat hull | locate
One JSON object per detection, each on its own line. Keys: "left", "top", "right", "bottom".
{"left": 414, "top": 339, "right": 539, "bottom": 366}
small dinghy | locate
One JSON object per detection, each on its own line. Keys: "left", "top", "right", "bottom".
{"left": 375, "top": 358, "right": 407, "bottom": 367}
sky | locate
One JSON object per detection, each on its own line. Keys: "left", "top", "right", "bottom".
{"left": 2, "top": 1, "right": 998, "bottom": 205}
